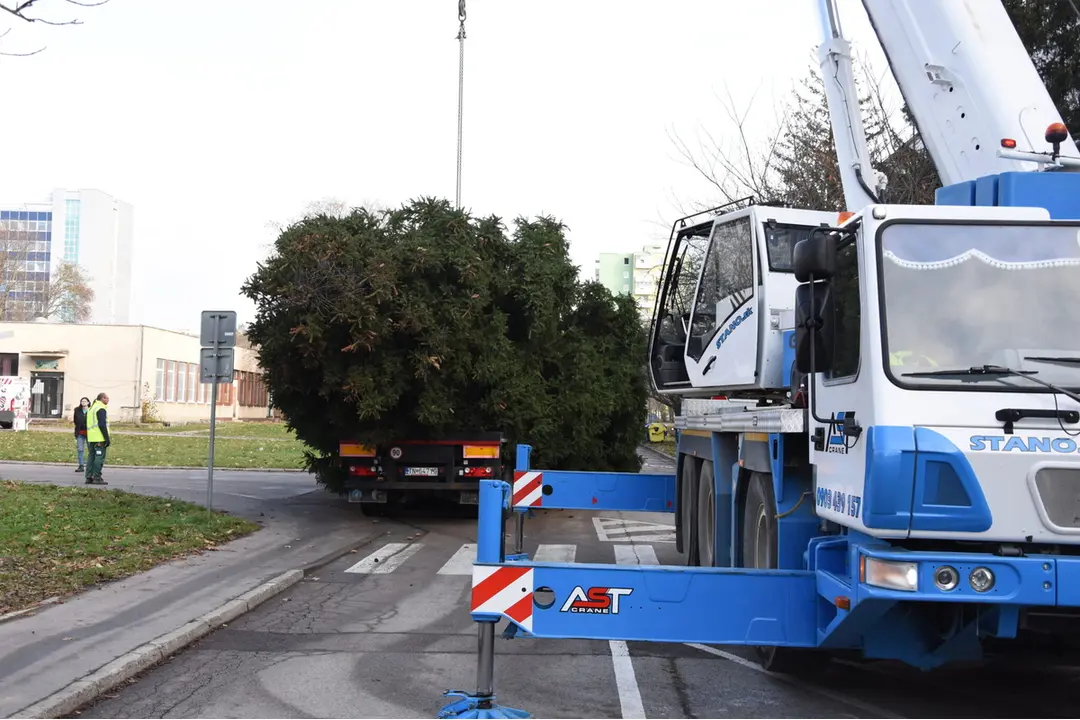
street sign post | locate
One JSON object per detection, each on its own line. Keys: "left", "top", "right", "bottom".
{"left": 200, "top": 311, "right": 237, "bottom": 510}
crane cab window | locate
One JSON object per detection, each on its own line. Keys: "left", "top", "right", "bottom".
{"left": 828, "top": 238, "right": 860, "bottom": 380}
{"left": 764, "top": 223, "right": 817, "bottom": 272}
{"left": 687, "top": 216, "right": 754, "bottom": 361}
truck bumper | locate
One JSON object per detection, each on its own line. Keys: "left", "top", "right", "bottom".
{"left": 343, "top": 480, "right": 482, "bottom": 504}
{"left": 848, "top": 544, "right": 1080, "bottom": 607}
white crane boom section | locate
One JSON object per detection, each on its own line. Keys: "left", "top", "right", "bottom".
{"left": 817, "top": 0, "right": 882, "bottom": 211}
{"left": 857, "top": 0, "right": 1080, "bottom": 186}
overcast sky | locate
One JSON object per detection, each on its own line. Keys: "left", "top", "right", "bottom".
{"left": 0, "top": 0, "right": 895, "bottom": 332}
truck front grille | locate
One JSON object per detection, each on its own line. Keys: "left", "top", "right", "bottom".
{"left": 1033, "top": 467, "right": 1080, "bottom": 530}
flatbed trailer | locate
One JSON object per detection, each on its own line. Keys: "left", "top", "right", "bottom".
{"left": 339, "top": 432, "right": 503, "bottom": 515}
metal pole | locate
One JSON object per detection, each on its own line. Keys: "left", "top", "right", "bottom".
{"left": 207, "top": 314, "right": 220, "bottom": 510}
{"left": 513, "top": 511, "right": 525, "bottom": 555}
{"left": 455, "top": 0, "right": 466, "bottom": 209}
{"left": 475, "top": 622, "right": 495, "bottom": 702}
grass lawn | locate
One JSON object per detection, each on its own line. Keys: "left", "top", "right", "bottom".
{"left": 110, "top": 421, "right": 295, "bottom": 439}
{"left": 0, "top": 429, "right": 308, "bottom": 469}
{"left": 0, "top": 480, "right": 260, "bottom": 614}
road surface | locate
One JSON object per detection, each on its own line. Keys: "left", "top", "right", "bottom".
{"left": 8, "top": 454, "right": 1077, "bottom": 718}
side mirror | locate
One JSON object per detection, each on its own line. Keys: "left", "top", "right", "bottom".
{"left": 793, "top": 233, "right": 837, "bottom": 283}
{"left": 794, "top": 282, "right": 834, "bottom": 373}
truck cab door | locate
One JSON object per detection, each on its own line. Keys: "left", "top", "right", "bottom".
{"left": 684, "top": 213, "right": 759, "bottom": 388}
{"left": 649, "top": 221, "right": 713, "bottom": 392}
{"left": 805, "top": 228, "right": 876, "bottom": 535}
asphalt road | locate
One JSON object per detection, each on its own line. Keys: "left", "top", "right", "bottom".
{"left": 10, "top": 452, "right": 1077, "bottom": 719}
{"left": 0, "top": 462, "right": 315, "bottom": 519}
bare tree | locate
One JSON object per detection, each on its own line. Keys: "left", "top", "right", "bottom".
{"left": 0, "top": 221, "right": 94, "bottom": 322}
{"left": 0, "top": 0, "right": 109, "bottom": 56}
{"left": 37, "top": 261, "right": 94, "bottom": 322}
{"left": 0, "top": 225, "right": 34, "bottom": 320}
{"left": 670, "top": 56, "right": 940, "bottom": 214}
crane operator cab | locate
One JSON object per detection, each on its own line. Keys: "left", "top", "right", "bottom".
{"left": 647, "top": 200, "right": 837, "bottom": 401}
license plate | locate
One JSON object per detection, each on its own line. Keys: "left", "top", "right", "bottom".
{"left": 403, "top": 466, "right": 439, "bottom": 476}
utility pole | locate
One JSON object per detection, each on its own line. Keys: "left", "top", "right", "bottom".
{"left": 455, "top": 0, "right": 466, "bottom": 209}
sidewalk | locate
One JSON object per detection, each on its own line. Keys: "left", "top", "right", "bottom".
{"left": 0, "top": 497, "right": 384, "bottom": 718}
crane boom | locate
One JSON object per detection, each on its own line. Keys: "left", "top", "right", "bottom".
{"left": 853, "top": 0, "right": 1080, "bottom": 188}
{"left": 817, "top": 0, "right": 883, "bottom": 210}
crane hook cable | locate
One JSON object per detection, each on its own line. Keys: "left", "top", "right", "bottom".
{"left": 455, "top": 0, "right": 466, "bottom": 209}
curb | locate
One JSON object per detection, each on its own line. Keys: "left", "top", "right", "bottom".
{"left": 0, "top": 460, "right": 307, "bottom": 473}
{"left": 0, "top": 596, "right": 61, "bottom": 625}
{"left": 11, "top": 531, "right": 385, "bottom": 719}
{"left": 10, "top": 570, "right": 304, "bottom": 719}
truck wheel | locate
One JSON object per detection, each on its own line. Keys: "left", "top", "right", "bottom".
{"left": 742, "top": 471, "right": 826, "bottom": 676}
{"left": 696, "top": 460, "right": 716, "bottom": 566}
{"left": 679, "top": 456, "right": 699, "bottom": 565}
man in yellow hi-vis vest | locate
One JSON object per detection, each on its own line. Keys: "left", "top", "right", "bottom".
{"left": 85, "top": 392, "right": 111, "bottom": 485}
{"left": 889, "top": 350, "right": 938, "bottom": 368}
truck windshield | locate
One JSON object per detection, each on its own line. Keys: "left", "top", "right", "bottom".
{"left": 878, "top": 221, "right": 1080, "bottom": 391}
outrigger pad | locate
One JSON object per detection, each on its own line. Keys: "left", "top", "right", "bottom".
{"left": 438, "top": 691, "right": 530, "bottom": 719}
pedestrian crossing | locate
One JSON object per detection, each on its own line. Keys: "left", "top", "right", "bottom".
{"left": 343, "top": 539, "right": 666, "bottom": 575}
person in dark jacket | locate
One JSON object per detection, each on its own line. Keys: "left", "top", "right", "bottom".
{"left": 73, "top": 397, "right": 90, "bottom": 472}
{"left": 84, "top": 392, "right": 110, "bottom": 485}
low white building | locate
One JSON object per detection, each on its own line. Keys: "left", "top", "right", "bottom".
{"left": 0, "top": 321, "right": 270, "bottom": 424}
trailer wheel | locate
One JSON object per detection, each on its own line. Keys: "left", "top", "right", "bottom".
{"left": 696, "top": 460, "right": 716, "bottom": 567}
{"left": 679, "top": 455, "right": 699, "bottom": 565}
{"left": 742, "top": 471, "right": 827, "bottom": 676}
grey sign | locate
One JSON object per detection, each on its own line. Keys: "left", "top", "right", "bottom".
{"left": 200, "top": 310, "right": 238, "bottom": 347}
{"left": 199, "top": 346, "right": 235, "bottom": 384}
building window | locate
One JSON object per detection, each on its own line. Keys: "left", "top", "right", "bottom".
{"left": 623, "top": 257, "right": 629, "bottom": 264}
{"left": 155, "top": 359, "right": 165, "bottom": 401}
{"left": 177, "top": 362, "right": 187, "bottom": 404}
{"left": 63, "top": 199, "right": 80, "bottom": 264}
{"left": 187, "top": 363, "right": 196, "bottom": 402}
{"left": 166, "top": 361, "right": 176, "bottom": 403}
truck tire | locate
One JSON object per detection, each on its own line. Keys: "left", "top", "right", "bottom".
{"left": 679, "top": 455, "right": 699, "bottom": 565}
{"left": 696, "top": 460, "right": 716, "bottom": 567}
{"left": 742, "top": 470, "right": 826, "bottom": 676}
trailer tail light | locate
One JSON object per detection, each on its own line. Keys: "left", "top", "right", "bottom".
{"left": 463, "top": 466, "right": 494, "bottom": 478}
{"left": 1001, "top": 138, "right": 1017, "bottom": 149}
{"left": 463, "top": 444, "right": 500, "bottom": 459}
{"left": 340, "top": 442, "right": 376, "bottom": 458}
{"left": 348, "top": 465, "right": 377, "bottom": 477}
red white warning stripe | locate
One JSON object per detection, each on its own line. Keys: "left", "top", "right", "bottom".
{"left": 513, "top": 471, "right": 543, "bottom": 507}
{"left": 471, "top": 564, "right": 534, "bottom": 632}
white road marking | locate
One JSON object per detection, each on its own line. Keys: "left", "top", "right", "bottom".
{"left": 610, "top": 640, "right": 646, "bottom": 719}
{"left": 593, "top": 516, "right": 675, "bottom": 543}
{"left": 533, "top": 544, "right": 577, "bottom": 563}
{"left": 343, "top": 542, "right": 423, "bottom": 574}
{"left": 437, "top": 543, "right": 476, "bottom": 575}
{"left": 609, "top": 539, "right": 648, "bottom": 718}
{"left": 685, "top": 643, "right": 905, "bottom": 719}
{"left": 613, "top": 544, "right": 660, "bottom": 565}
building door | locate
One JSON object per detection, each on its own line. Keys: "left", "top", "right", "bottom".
{"left": 30, "top": 371, "right": 64, "bottom": 418}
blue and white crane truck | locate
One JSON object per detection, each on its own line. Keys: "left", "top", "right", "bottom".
{"left": 438, "top": 0, "right": 1080, "bottom": 716}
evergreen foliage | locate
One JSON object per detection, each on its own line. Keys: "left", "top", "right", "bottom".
{"left": 241, "top": 198, "right": 647, "bottom": 492}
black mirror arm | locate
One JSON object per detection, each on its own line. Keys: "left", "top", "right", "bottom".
{"left": 803, "top": 274, "right": 832, "bottom": 426}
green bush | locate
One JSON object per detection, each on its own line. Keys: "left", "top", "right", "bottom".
{"left": 242, "top": 198, "right": 647, "bottom": 492}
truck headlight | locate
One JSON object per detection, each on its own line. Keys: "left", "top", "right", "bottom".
{"left": 969, "top": 567, "right": 995, "bottom": 593}
{"left": 862, "top": 557, "right": 919, "bottom": 592}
